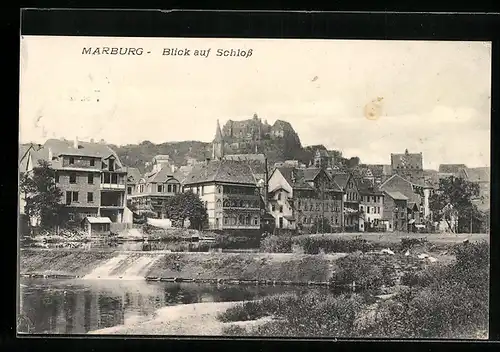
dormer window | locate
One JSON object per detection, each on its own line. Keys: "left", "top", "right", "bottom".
{"left": 69, "top": 157, "right": 75, "bottom": 165}
{"left": 90, "top": 159, "right": 95, "bottom": 167}
{"left": 109, "top": 159, "right": 115, "bottom": 171}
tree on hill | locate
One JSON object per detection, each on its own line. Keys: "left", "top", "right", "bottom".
{"left": 20, "top": 159, "right": 65, "bottom": 229}
{"left": 163, "top": 191, "right": 208, "bottom": 230}
{"left": 429, "top": 176, "right": 485, "bottom": 233}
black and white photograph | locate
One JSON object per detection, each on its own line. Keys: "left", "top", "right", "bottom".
{"left": 18, "top": 35, "right": 491, "bottom": 339}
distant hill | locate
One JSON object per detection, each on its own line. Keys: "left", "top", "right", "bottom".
{"left": 110, "top": 140, "right": 211, "bottom": 173}
{"left": 112, "top": 116, "right": 313, "bottom": 173}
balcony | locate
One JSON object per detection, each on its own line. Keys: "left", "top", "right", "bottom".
{"left": 100, "top": 183, "right": 126, "bottom": 190}
{"left": 100, "top": 191, "right": 124, "bottom": 208}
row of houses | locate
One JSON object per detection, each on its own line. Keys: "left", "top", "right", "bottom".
{"left": 19, "top": 120, "right": 489, "bottom": 235}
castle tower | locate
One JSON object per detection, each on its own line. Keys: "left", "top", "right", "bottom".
{"left": 212, "top": 119, "right": 225, "bottom": 160}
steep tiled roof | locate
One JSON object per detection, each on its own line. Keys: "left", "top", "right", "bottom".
{"left": 223, "top": 154, "right": 267, "bottom": 180}
{"left": 277, "top": 166, "right": 342, "bottom": 192}
{"left": 127, "top": 167, "right": 142, "bottom": 184}
{"left": 44, "top": 138, "right": 117, "bottom": 159}
{"left": 146, "top": 167, "right": 178, "bottom": 183}
{"left": 184, "top": 160, "right": 256, "bottom": 185}
{"left": 438, "top": 164, "right": 467, "bottom": 174}
{"left": 379, "top": 174, "right": 422, "bottom": 205}
{"left": 384, "top": 190, "right": 408, "bottom": 201}
{"left": 302, "top": 167, "right": 322, "bottom": 181}
{"left": 391, "top": 150, "right": 423, "bottom": 169}
{"left": 462, "top": 167, "right": 490, "bottom": 183}
{"left": 22, "top": 139, "right": 123, "bottom": 171}
{"left": 332, "top": 173, "right": 350, "bottom": 190}
{"left": 277, "top": 167, "right": 311, "bottom": 190}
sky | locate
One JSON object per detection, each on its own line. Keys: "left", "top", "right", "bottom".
{"left": 19, "top": 36, "right": 491, "bottom": 169}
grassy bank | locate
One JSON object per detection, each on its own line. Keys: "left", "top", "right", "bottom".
{"left": 19, "top": 249, "right": 116, "bottom": 277}
{"left": 218, "top": 240, "right": 489, "bottom": 339}
{"left": 19, "top": 249, "right": 346, "bottom": 282}
{"left": 146, "top": 252, "right": 346, "bottom": 282}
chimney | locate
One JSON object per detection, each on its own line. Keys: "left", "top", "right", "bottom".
{"left": 171, "top": 164, "right": 175, "bottom": 173}
{"left": 48, "top": 147, "right": 53, "bottom": 161}
{"left": 74, "top": 136, "right": 79, "bottom": 149}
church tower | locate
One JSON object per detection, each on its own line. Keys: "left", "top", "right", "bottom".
{"left": 212, "top": 119, "right": 225, "bottom": 160}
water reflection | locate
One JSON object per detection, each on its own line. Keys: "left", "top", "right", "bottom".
{"left": 19, "top": 278, "right": 314, "bottom": 334}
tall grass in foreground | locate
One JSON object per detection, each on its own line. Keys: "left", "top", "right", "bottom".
{"left": 220, "top": 240, "right": 489, "bottom": 339}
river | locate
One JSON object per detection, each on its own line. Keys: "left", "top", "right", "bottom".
{"left": 18, "top": 278, "right": 329, "bottom": 334}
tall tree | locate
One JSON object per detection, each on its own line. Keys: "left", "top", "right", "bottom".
{"left": 20, "top": 159, "right": 65, "bottom": 229}
{"left": 429, "top": 176, "right": 482, "bottom": 233}
{"left": 163, "top": 191, "right": 208, "bottom": 230}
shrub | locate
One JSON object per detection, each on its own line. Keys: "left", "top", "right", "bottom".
{"left": 217, "top": 300, "right": 270, "bottom": 323}
{"left": 292, "top": 236, "right": 375, "bottom": 254}
{"left": 221, "top": 325, "right": 248, "bottom": 336}
{"left": 368, "top": 240, "right": 490, "bottom": 338}
{"left": 221, "top": 291, "right": 365, "bottom": 338}
{"left": 216, "top": 235, "right": 261, "bottom": 249}
{"left": 331, "top": 253, "right": 396, "bottom": 288}
{"left": 400, "top": 237, "right": 428, "bottom": 251}
{"left": 260, "top": 235, "right": 293, "bottom": 253}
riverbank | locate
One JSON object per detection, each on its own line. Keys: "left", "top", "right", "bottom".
{"left": 20, "top": 249, "right": 347, "bottom": 282}
{"left": 216, "top": 240, "right": 490, "bottom": 339}
{"left": 87, "top": 301, "right": 247, "bottom": 335}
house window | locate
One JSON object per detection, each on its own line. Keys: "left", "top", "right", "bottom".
{"left": 157, "top": 184, "right": 163, "bottom": 193}
{"left": 69, "top": 157, "right": 74, "bottom": 165}
{"left": 167, "top": 184, "right": 172, "bottom": 193}
{"left": 271, "top": 205, "right": 276, "bottom": 211}
{"left": 360, "top": 206, "right": 364, "bottom": 212}
{"left": 172, "top": 184, "right": 177, "bottom": 193}
{"left": 55, "top": 173, "right": 59, "bottom": 183}
{"left": 109, "top": 159, "right": 115, "bottom": 171}
{"left": 366, "top": 207, "right": 370, "bottom": 214}
{"left": 87, "top": 192, "right": 93, "bottom": 202}
{"left": 277, "top": 192, "right": 281, "bottom": 200}
{"left": 88, "top": 173, "right": 94, "bottom": 184}
{"left": 127, "top": 186, "right": 132, "bottom": 195}
{"left": 111, "top": 173, "right": 118, "bottom": 184}
{"left": 279, "top": 206, "right": 283, "bottom": 213}
{"left": 72, "top": 191, "right": 79, "bottom": 202}
{"left": 69, "top": 173, "right": 77, "bottom": 184}
{"left": 90, "top": 159, "right": 95, "bottom": 167}
{"left": 66, "top": 191, "right": 72, "bottom": 205}
{"left": 253, "top": 217, "right": 259, "bottom": 225}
